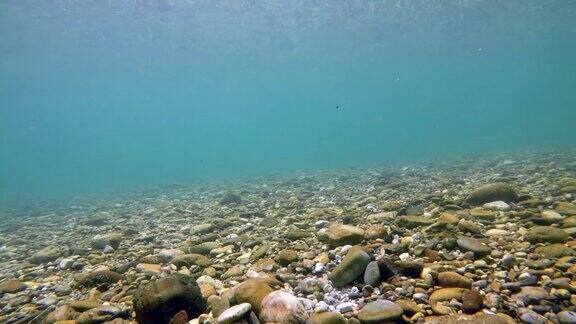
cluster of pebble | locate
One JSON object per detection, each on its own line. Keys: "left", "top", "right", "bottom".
{"left": 1, "top": 152, "right": 576, "bottom": 323}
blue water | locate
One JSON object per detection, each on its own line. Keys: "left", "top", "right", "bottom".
{"left": 1, "top": 1, "right": 575, "bottom": 206}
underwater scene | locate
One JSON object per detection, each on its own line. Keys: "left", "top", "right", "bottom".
{"left": 1, "top": 1, "right": 576, "bottom": 323}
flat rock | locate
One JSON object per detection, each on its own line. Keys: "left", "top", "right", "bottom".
{"left": 466, "top": 183, "right": 518, "bottom": 205}
{"left": 0, "top": 279, "right": 26, "bottom": 294}
{"left": 437, "top": 271, "right": 472, "bottom": 289}
{"left": 357, "top": 299, "right": 403, "bottom": 323}
{"left": 396, "top": 215, "right": 434, "bottom": 229}
{"left": 556, "top": 202, "right": 576, "bottom": 215}
{"left": 534, "top": 244, "right": 574, "bottom": 258}
{"left": 216, "top": 303, "right": 252, "bottom": 324}
{"left": 525, "top": 226, "right": 569, "bottom": 243}
{"left": 457, "top": 236, "right": 491, "bottom": 255}
{"left": 323, "top": 224, "right": 364, "bottom": 246}
{"left": 425, "top": 313, "right": 510, "bottom": 324}
{"left": 30, "top": 245, "right": 63, "bottom": 264}
{"left": 306, "top": 311, "right": 347, "bottom": 324}
{"left": 512, "top": 286, "right": 549, "bottom": 304}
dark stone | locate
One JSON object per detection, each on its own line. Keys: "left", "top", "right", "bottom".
{"left": 462, "top": 290, "right": 483, "bottom": 313}
{"left": 133, "top": 274, "right": 206, "bottom": 324}
{"left": 220, "top": 193, "right": 242, "bottom": 205}
{"left": 466, "top": 183, "right": 518, "bottom": 205}
{"left": 77, "top": 270, "right": 123, "bottom": 288}
{"left": 377, "top": 257, "right": 399, "bottom": 281}
{"left": 398, "top": 260, "right": 423, "bottom": 278}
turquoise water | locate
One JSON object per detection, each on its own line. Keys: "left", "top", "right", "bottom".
{"left": 1, "top": 1, "right": 575, "bottom": 206}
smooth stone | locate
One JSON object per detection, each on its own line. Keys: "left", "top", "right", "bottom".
{"left": 461, "top": 290, "right": 482, "bottom": 313}
{"left": 357, "top": 299, "right": 403, "bottom": 323}
{"left": 30, "top": 245, "right": 63, "bottom": 264}
{"left": 466, "top": 183, "right": 518, "bottom": 205}
{"left": 556, "top": 202, "right": 576, "bottom": 216}
{"left": 483, "top": 201, "right": 511, "bottom": 211}
{"left": 329, "top": 250, "right": 371, "bottom": 288}
{"left": 306, "top": 311, "right": 347, "bottom": 324}
{"left": 44, "top": 305, "right": 79, "bottom": 324}
{"left": 91, "top": 233, "right": 122, "bottom": 250}
{"left": 323, "top": 224, "right": 365, "bottom": 246}
{"left": 512, "top": 286, "right": 549, "bottom": 305}
{"left": 396, "top": 215, "right": 434, "bottom": 229}
{"left": 216, "top": 303, "right": 252, "bottom": 324}
{"left": 278, "top": 249, "right": 299, "bottom": 266}
{"left": 534, "top": 244, "right": 574, "bottom": 258}
{"left": 259, "top": 291, "right": 308, "bottom": 324}
{"left": 363, "top": 261, "right": 381, "bottom": 286}
{"left": 133, "top": 274, "right": 206, "bottom": 324}
{"left": 0, "top": 279, "right": 26, "bottom": 294}
{"left": 428, "top": 288, "right": 468, "bottom": 315}
{"left": 525, "top": 226, "right": 569, "bottom": 243}
{"left": 437, "top": 272, "right": 472, "bottom": 289}
{"left": 457, "top": 236, "right": 491, "bottom": 255}
{"left": 558, "top": 311, "right": 576, "bottom": 324}
{"left": 424, "top": 313, "right": 510, "bottom": 324}
{"left": 234, "top": 279, "right": 274, "bottom": 314}
{"left": 77, "top": 270, "right": 123, "bottom": 287}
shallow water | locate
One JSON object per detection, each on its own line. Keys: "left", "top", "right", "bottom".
{"left": 1, "top": 1, "right": 575, "bottom": 206}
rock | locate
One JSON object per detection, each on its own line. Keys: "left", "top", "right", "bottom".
{"left": 133, "top": 274, "right": 206, "bottom": 324}
{"left": 394, "top": 299, "right": 423, "bottom": 315}
{"left": 437, "top": 272, "right": 472, "bottom": 289}
{"left": 541, "top": 210, "right": 564, "bottom": 223}
{"left": 69, "top": 301, "right": 101, "bottom": 312}
{"left": 364, "top": 225, "right": 389, "bottom": 240}
{"left": 329, "top": 249, "right": 371, "bottom": 288}
{"left": 136, "top": 263, "right": 162, "bottom": 275}
{"left": 216, "top": 303, "right": 252, "bottom": 324}
{"left": 428, "top": 288, "right": 468, "bottom": 315}
{"left": 91, "top": 233, "right": 122, "bottom": 250}
{"left": 437, "top": 212, "right": 459, "bottom": 225}
{"left": 558, "top": 311, "right": 576, "bottom": 324}
{"left": 306, "top": 311, "right": 347, "bottom": 324}
{"left": 525, "top": 226, "right": 569, "bottom": 243}
{"left": 396, "top": 215, "right": 434, "bottom": 229}
{"left": 534, "top": 244, "right": 574, "bottom": 258}
{"left": 357, "top": 299, "right": 403, "bottom": 323}
{"left": 77, "top": 270, "right": 123, "bottom": 288}
{"left": 44, "top": 305, "right": 79, "bottom": 324}
{"left": 234, "top": 279, "right": 274, "bottom": 314}
{"left": 424, "top": 313, "right": 510, "bottom": 324}
{"left": 483, "top": 201, "right": 511, "bottom": 211}
{"left": 511, "top": 286, "right": 549, "bottom": 305}
{"left": 377, "top": 257, "right": 399, "bottom": 281}
{"left": 259, "top": 290, "right": 308, "bottom": 324}
{"left": 322, "top": 224, "right": 364, "bottom": 246}
{"left": 278, "top": 249, "right": 299, "bottom": 266}
{"left": 462, "top": 290, "right": 482, "bottom": 313}
{"left": 172, "top": 254, "right": 212, "bottom": 269}
{"left": 466, "top": 183, "right": 518, "bottom": 205}
{"left": 397, "top": 260, "right": 423, "bottom": 277}
{"left": 556, "top": 202, "right": 576, "bottom": 215}
{"left": 285, "top": 227, "right": 309, "bottom": 241}
{"left": 220, "top": 192, "right": 242, "bottom": 205}
{"left": 0, "top": 279, "right": 26, "bottom": 294}
{"left": 298, "top": 278, "right": 323, "bottom": 295}
{"left": 456, "top": 236, "right": 491, "bottom": 256}
{"left": 190, "top": 224, "right": 214, "bottom": 235}
{"left": 30, "top": 245, "right": 62, "bottom": 264}
{"left": 207, "top": 295, "right": 230, "bottom": 319}
{"left": 363, "top": 261, "right": 381, "bottom": 286}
